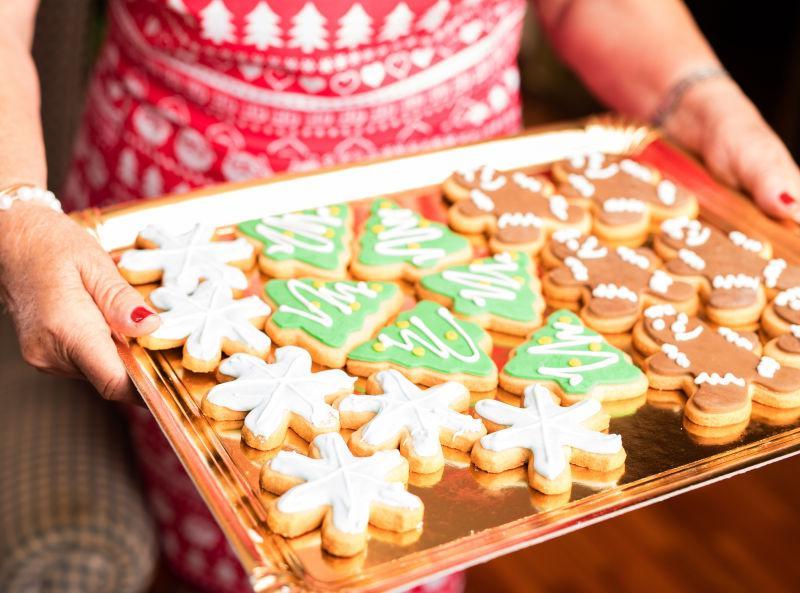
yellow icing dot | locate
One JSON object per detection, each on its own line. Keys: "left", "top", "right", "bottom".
{"left": 509, "top": 252, "right": 519, "bottom": 260}
{"left": 512, "top": 275, "right": 524, "bottom": 283}
{"left": 310, "top": 301, "right": 322, "bottom": 309}
{"left": 588, "top": 343, "right": 602, "bottom": 352}
{"left": 329, "top": 206, "right": 340, "bottom": 215}
{"left": 407, "top": 242, "right": 422, "bottom": 250}
{"left": 372, "top": 342, "right": 385, "bottom": 352}
{"left": 372, "top": 224, "right": 385, "bottom": 233}
{"left": 418, "top": 219, "right": 431, "bottom": 227}
{"left": 379, "top": 200, "right": 392, "bottom": 209}
{"left": 324, "top": 229, "right": 335, "bottom": 238}
{"left": 479, "top": 280, "right": 491, "bottom": 286}
{"left": 369, "top": 283, "right": 383, "bottom": 292}
{"left": 412, "top": 346, "right": 426, "bottom": 357}
{"left": 568, "top": 358, "right": 582, "bottom": 367}
{"left": 350, "top": 302, "right": 361, "bottom": 311}
{"left": 558, "top": 315, "right": 573, "bottom": 324}
{"left": 537, "top": 336, "right": 553, "bottom": 345}
{"left": 312, "top": 280, "right": 325, "bottom": 288}
{"left": 396, "top": 320, "right": 410, "bottom": 329}
{"left": 445, "top": 330, "right": 458, "bottom": 341}
{"left": 283, "top": 230, "right": 294, "bottom": 238}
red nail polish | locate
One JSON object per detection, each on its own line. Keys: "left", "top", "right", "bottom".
{"left": 779, "top": 192, "right": 797, "bottom": 206}
{"left": 131, "top": 307, "right": 155, "bottom": 323}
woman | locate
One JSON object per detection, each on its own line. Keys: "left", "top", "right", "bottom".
{"left": 0, "top": 1, "right": 798, "bottom": 592}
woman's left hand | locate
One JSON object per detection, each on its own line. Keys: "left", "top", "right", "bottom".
{"left": 663, "top": 75, "right": 800, "bottom": 222}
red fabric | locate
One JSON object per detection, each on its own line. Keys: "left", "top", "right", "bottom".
{"left": 65, "top": 1, "right": 525, "bottom": 591}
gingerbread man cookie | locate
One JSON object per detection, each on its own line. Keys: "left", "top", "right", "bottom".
{"left": 238, "top": 204, "right": 352, "bottom": 279}
{"left": 351, "top": 199, "right": 472, "bottom": 282}
{"left": 443, "top": 165, "right": 591, "bottom": 256}
{"left": 417, "top": 251, "right": 545, "bottom": 336}
{"left": 138, "top": 282, "right": 271, "bottom": 372}
{"left": 633, "top": 305, "right": 800, "bottom": 428}
{"left": 347, "top": 300, "right": 498, "bottom": 391}
{"left": 763, "top": 288, "right": 800, "bottom": 368}
{"left": 338, "top": 370, "right": 486, "bottom": 474}
{"left": 553, "top": 152, "right": 698, "bottom": 246}
{"left": 500, "top": 310, "right": 648, "bottom": 403}
{"left": 202, "top": 347, "right": 356, "bottom": 450}
{"left": 542, "top": 230, "right": 698, "bottom": 333}
{"left": 655, "top": 218, "right": 800, "bottom": 327}
{"left": 118, "top": 224, "right": 255, "bottom": 294}
{"left": 471, "top": 384, "right": 626, "bottom": 495}
{"left": 264, "top": 279, "right": 404, "bottom": 368}
{"left": 261, "top": 432, "right": 423, "bottom": 557}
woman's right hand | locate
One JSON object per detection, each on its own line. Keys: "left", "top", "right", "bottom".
{"left": 0, "top": 202, "right": 161, "bottom": 402}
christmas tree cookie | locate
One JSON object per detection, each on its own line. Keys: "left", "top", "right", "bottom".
{"left": 264, "top": 278, "right": 404, "bottom": 368}
{"left": 500, "top": 310, "right": 647, "bottom": 403}
{"left": 417, "top": 252, "right": 545, "bottom": 336}
{"left": 351, "top": 199, "right": 472, "bottom": 282}
{"left": 238, "top": 204, "right": 352, "bottom": 279}
{"left": 347, "top": 300, "right": 498, "bottom": 391}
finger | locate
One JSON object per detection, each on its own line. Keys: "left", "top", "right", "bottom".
{"left": 64, "top": 298, "right": 141, "bottom": 404}
{"left": 79, "top": 247, "right": 161, "bottom": 337}
{"left": 726, "top": 121, "right": 800, "bottom": 221}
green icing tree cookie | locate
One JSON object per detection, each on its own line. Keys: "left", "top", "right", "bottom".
{"left": 238, "top": 204, "right": 351, "bottom": 278}
{"left": 500, "top": 310, "right": 647, "bottom": 401}
{"left": 418, "top": 251, "right": 544, "bottom": 336}
{"left": 264, "top": 278, "right": 403, "bottom": 367}
{"left": 352, "top": 199, "right": 471, "bottom": 281}
{"left": 347, "top": 300, "right": 497, "bottom": 391}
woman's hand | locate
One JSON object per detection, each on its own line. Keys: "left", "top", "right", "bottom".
{"left": 0, "top": 202, "right": 161, "bottom": 402}
{"left": 663, "top": 76, "right": 800, "bottom": 221}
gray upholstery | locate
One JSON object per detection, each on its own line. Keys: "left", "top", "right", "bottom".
{"left": 0, "top": 315, "right": 158, "bottom": 593}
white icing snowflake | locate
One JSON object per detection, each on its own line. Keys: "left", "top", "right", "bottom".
{"left": 338, "top": 370, "right": 484, "bottom": 458}
{"left": 118, "top": 224, "right": 253, "bottom": 294}
{"left": 267, "top": 432, "right": 422, "bottom": 534}
{"left": 148, "top": 282, "right": 271, "bottom": 362}
{"left": 206, "top": 346, "right": 354, "bottom": 440}
{"left": 475, "top": 385, "right": 622, "bottom": 481}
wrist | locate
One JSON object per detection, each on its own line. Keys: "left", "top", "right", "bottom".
{"left": 0, "top": 184, "right": 62, "bottom": 213}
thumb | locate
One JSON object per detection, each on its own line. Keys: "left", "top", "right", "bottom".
{"left": 80, "top": 248, "right": 162, "bottom": 337}
{"left": 722, "top": 118, "right": 800, "bottom": 222}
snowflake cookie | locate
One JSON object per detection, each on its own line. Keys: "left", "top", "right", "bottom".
{"left": 443, "top": 165, "right": 591, "bottom": 256}
{"left": 138, "top": 282, "right": 271, "bottom": 373}
{"left": 351, "top": 199, "right": 472, "bottom": 282}
{"left": 417, "top": 251, "right": 545, "bottom": 336}
{"left": 471, "top": 384, "right": 626, "bottom": 494}
{"left": 500, "top": 310, "right": 647, "bottom": 403}
{"left": 261, "top": 432, "right": 423, "bottom": 557}
{"left": 553, "top": 152, "right": 697, "bottom": 246}
{"left": 264, "top": 278, "right": 404, "bottom": 368}
{"left": 347, "top": 300, "right": 498, "bottom": 391}
{"left": 655, "top": 217, "right": 800, "bottom": 327}
{"left": 338, "top": 370, "right": 486, "bottom": 473}
{"left": 202, "top": 347, "right": 355, "bottom": 450}
{"left": 118, "top": 224, "right": 255, "bottom": 294}
{"left": 633, "top": 305, "right": 800, "bottom": 428}
{"left": 542, "top": 230, "right": 698, "bottom": 333}
{"left": 238, "top": 204, "right": 352, "bottom": 279}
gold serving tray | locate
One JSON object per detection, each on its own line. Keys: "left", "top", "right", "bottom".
{"left": 75, "top": 116, "right": 800, "bottom": 593}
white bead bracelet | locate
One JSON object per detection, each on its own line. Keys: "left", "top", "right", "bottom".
{"left": 0, "top": 184, "right": 63, "bottom": 212}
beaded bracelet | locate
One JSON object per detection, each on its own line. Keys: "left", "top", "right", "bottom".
{"left": 651, "top": 66, "right": 729, "bottom": 128}
{"left": 0, "top": 184, "right": 62, "bottom": 212}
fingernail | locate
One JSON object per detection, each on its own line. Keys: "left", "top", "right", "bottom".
{"left": 131, "top": 306, "right": 155, "bottom": 323}
{"left": 779, "top": 192, "right": 797, "bottom": 206}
